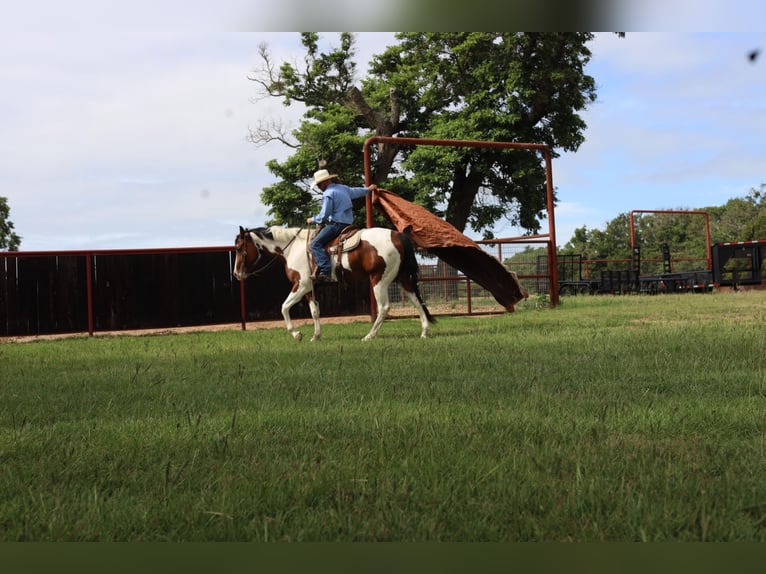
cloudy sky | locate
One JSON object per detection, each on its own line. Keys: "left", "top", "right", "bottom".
{"left": 1, "top": 8, "right": 764, "bottom": 251}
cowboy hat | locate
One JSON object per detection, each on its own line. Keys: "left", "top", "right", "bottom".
{"left": 310, "top": 169, "right": 338, "bottom": 189}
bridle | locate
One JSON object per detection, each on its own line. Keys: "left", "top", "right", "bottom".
{"left": 235, "top": 231, "right": 274, "bottom": 278}
{"left": 235, "top": 228, "right": 303, "bottom": 278}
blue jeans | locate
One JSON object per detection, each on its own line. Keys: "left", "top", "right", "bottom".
{"left": 310, "top": 222, "right": 346, "bottom": 275}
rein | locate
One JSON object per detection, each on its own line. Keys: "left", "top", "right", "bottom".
{"left": 242, "top": 227, "right": 304, "bottom": 276}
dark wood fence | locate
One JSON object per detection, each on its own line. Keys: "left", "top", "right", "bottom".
{"left": 1, "top": 247, "right": 370, "bottom": 337}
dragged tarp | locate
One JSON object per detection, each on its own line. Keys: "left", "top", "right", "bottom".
{"left": 372, "top": 188, "right": 529, "bottom": 311}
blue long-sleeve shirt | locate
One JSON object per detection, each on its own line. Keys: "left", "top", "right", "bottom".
{"left": 311, "top": 183, "right": 370, "bottom": 225}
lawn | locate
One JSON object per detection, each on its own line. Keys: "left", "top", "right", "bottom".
{"left": 1, "top": 290, "right": 765, "bottom": 541}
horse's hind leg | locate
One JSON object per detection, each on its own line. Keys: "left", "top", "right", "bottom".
{"left": 404, "top": 290, "right": 431, "bottom": 338}
{"left": 362, "top": 281, "right": 390, "bottom": 341}
{"left": 307, "top": 292, "right": 321, "bottom": 341}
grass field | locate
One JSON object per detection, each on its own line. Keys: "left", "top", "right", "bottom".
{"left": 1, "top": 291, "right": 766, "bottom": 541}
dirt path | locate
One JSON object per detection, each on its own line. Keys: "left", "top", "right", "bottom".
{"left": 0, "top": 315, "right": 374, "bottom": 344}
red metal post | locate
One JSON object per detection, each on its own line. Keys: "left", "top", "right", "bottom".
{"left": 703, "top": 211, "right": 712, "bottom": 270}
{"left": 363, "top": 143, "right": 377, "bottom": 319}
{"left": 239, "top": 278, "right": 247, "bottom": 330}
{"left": 466, "top": 278, "right": 473, "bottom": 314}
{"left": 86, "top": 254, "right": 94, "bottom": 336}
{"left": 543, "top": 149, "right": 559, "bottom": 307}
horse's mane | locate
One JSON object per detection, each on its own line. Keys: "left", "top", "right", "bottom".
{"left": 269, "top": 226, "right": 309, "bottom": 243}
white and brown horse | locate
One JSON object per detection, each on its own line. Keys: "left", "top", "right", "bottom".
{"left": 233, "top": 226, "right": 436, "bottom": 341}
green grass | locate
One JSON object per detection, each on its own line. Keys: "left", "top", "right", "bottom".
{"left": 1, "top": 291, "right": 766, "bottom": 541}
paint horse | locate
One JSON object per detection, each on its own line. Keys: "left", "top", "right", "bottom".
{"left": 233, "top": 226, "right": 436, "bottom": 341}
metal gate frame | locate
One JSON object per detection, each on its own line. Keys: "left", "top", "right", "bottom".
{"left": 628, "top": 209, "right": 712, "bottom": 273}
{"left": 361, "top": 137, "right": 559, "bottom": 315}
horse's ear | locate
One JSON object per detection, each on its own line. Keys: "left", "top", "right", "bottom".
{"left": 239, "top": 225, "right": 245, "bottom": 235}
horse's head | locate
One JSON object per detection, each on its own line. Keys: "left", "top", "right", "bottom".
{"left": 232, "top": 226, "right": 260, "bottom": 280}
{"left": 233, "top": 226, "right": 282, "bottom": 280}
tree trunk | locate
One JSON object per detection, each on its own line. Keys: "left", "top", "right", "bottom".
{"left": 445, "top": 165, "right": 483, "bottom": 232}
{"left": 346, "top": 86, "right": 400, "bottom": 185}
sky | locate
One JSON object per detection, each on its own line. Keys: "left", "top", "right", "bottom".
{"left": 1, "top": 7, "right": 765, "bottom": 251}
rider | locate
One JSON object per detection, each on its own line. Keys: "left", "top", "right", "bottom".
{"left": 306, "top": 169, "right": 377, "bottom": 282}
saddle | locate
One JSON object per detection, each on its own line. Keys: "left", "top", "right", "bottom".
{"left": 326, "top": 225, "right": 362, "bottom": 255}
{"left": 311, "top": 225, "right": 362, "bottom": 282}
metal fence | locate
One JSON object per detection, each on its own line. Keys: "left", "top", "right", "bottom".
{"left": 0, "top": 247, "right": 371, "bottom": 337}
{"left": 387, "top": 241, "right": 544, "bottom": 318}
{"left": 2, "top": 248, "right": 237, "bottom": 336}
{"left": 1, "top": 240, "right": 540, "bottom": 337}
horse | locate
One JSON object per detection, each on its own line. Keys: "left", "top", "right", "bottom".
{"left": 233, "top": 225, "right": 436, "bottom": 341}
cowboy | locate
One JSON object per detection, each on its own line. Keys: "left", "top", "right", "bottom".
{"left": 306, "top": 169, "right": 377, "bottom": 282}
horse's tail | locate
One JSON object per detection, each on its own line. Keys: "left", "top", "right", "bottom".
{"left": 399, "top": 232, "right": 437, "bottom": 324}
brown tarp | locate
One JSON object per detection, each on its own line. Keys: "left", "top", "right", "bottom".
{"left": 372, "top": 188, "right": 528, "bottom": 311}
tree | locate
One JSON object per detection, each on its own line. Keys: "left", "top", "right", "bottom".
{"left": 249, "top": 33, "right": 379, "bottom": 226}
{"left": 0, "top": 196, "right": 21, "bottom": 251}
{"left": 707, "top": 187, "right": 765, "bottom": 243}
{"left": 366, "top": 33, "right": 596, "bottom": 236}
{"left": 250, "top": 33, "right": 598, "bottom": 235}
{"left": 560, "top": 225, "right": 594, "bottom": 258}
{"left": 559, "top": 185, "right": 766, "bottom": 273}
{"left": 739, "top": 184, "right": 766, "bottom": 240}
{"left": 559, "top": 214, "right": 633, "bottom": 274}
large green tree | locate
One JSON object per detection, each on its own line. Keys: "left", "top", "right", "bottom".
{"left": 0, "top": 196, "right": 21, "bottom": 251}
{"left": 250, "top": 33, "right": 597, "bottom": 235}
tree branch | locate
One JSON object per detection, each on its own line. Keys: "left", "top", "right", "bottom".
{"left": 247, "top": 118, "right": 299, "bottom": 149}
{"left": 346, "top": 86, "right": 391, "bottom": 133}
{"left": 344, "top": 86, "right": 403, "bottom": 183}
{"left": 247, "top": 43, "right": 284, "bottom": 100}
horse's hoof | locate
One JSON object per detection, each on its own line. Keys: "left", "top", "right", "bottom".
{"left": 293, "top": 331, "right": 303, "bottom": 341}
{"left": 310, "top": 335, "right": 321, "bottom": 342}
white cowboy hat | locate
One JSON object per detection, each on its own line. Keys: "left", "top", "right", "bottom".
{"left": 310, "top": 169, "right": 338, "bottom": 189}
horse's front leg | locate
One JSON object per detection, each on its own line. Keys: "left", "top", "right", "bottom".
{"left": 281, "top": 285, "right": 311, "bottom": 341}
